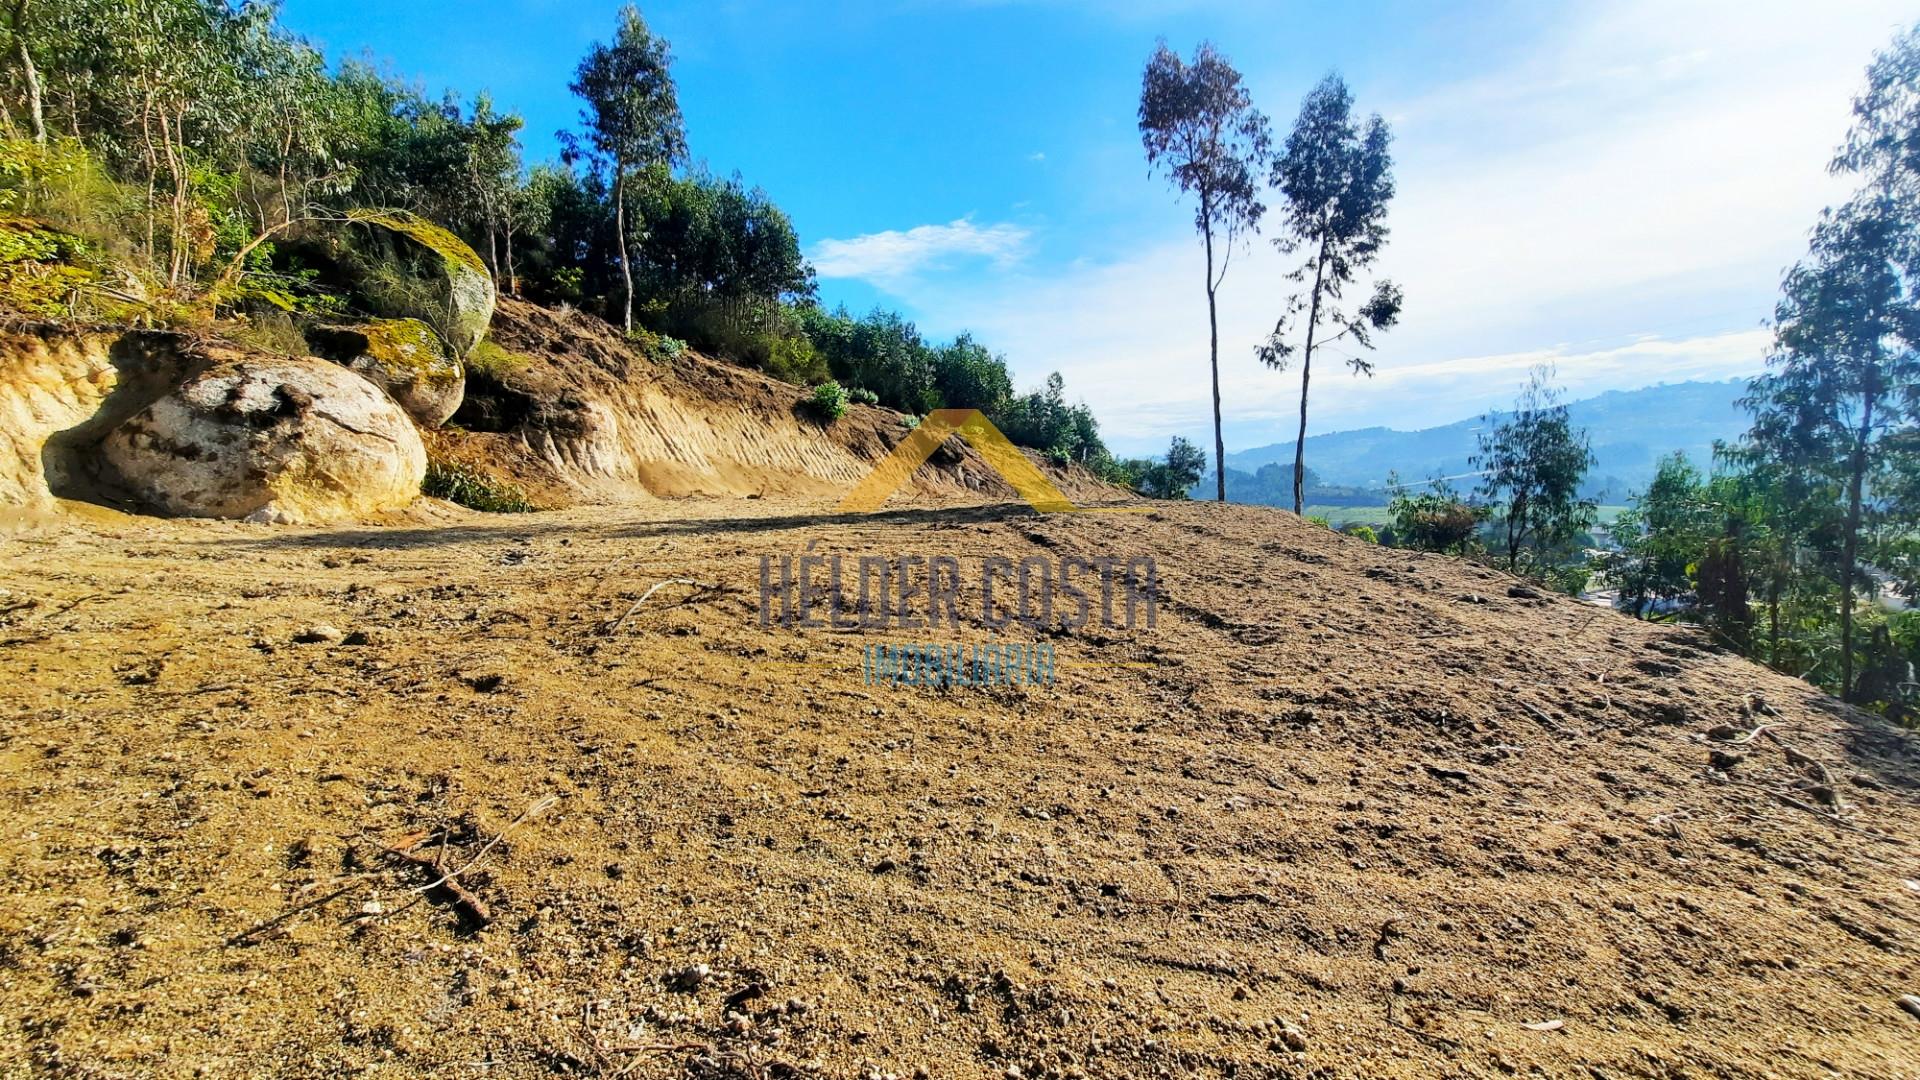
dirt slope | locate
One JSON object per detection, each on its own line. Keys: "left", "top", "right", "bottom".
{"left": 0, "top": 496, "right": 1916, "bottom": 1079}
{"left": 438, "top": 298, "right": 1122, "bottom": 510}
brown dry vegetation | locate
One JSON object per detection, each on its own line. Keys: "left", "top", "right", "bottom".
{"left": 1, "top": 494, "right": 1917, "bottom": 1079}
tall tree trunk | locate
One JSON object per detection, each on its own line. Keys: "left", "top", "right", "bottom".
{"left": 1838, "top": 395, "right": 1874, "bottom": 703}
{"left": 12, "top": 0, "right": 42, "bottom": 145}
{"left": 1202, "top": 204, "right": 1224, "bottom": 503}
{"left": 504, "top": 225, "right": 517, "bottom": 297}
{"left": 614, "top": 164, "right": 633, "bottom": 333}
{"left": 1768, "top": 565, "right": 1781, "bottom": 669}
{"left": 483, "top": 213, "right": 499, "bottom": 282}
{"left": 1292, "top": 239, "right": 1329, "bottom": 515}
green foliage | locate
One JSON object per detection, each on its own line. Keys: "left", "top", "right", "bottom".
{"left": 1475, "top": 365, "right": 1598, "bottom": 573}
{"left": 423, "top": 460, "right": 536, "bottom": 513}
{"left": 1594, "top": 452, "right": 1712, "bottom": 614}
{"left": 997, "top": 372, "right": 1106, "bottom": 465}
{"left": 0, "top": 139, "right": 128, "bottom": 236}
{"left": 0, "top": 216, "right": 100, "bottom": 317}
{"left": 1729, "top": 27, "right": 1920, "bottom": 705}
{"left": 793, "top": 303, "right": 939, "bottom": 413}
{"left": 633, "top": 170, "right": 813, "bottom": 301}
{"left": 1132, "top": 436, "right": 1206, "bottom": 499}
{"left": 848, "top": 387, "right": 879, "bottom": 406}
{"left": 643, "top": 290, "right": 818, "bottom": 377}
{"left": 1257, "top": 73, "right": 1403, "bottom": 513}
{"left": 807, "top": 380, "right": 848, "bottom": 421}
{"left": 1305, "top": 514, "right": 1333, "bottom": 528}
{"left": 1387, "top": 474, "right": 1487, "bottom": 555}
{"left": 1343, "top": 524, "right": 1380, "bottom": 544}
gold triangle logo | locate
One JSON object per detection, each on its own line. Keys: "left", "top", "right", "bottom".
{"left": 836, "top": 409, "right": 1149, "bottom": 515}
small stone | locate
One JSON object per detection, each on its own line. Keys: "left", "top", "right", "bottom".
{"left": 1899, "top": 994, "right": 1920, "bottom": 1021}
{"left": 1276, "top": 1020, "right": 1307, "bottom": 1051}
{"left": 669, "top": 963, "right": 711, "bottom": 991}
{"left": 1709, "top": 749, "right": 1745, "bottom": 770}
{"left": 293, "top": 624, "right": 343, "bottom": 645}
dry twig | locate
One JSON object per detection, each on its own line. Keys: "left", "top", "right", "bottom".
{"left": 608, "top": 578, "right": 722, "bottom": 634}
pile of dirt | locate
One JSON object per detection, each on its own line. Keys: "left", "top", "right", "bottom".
{"left": 441, "top": 298, "right": 1124, "bottom": 511}
{"left": 0, "top": 496, "right": 1915, "bottom": 1079}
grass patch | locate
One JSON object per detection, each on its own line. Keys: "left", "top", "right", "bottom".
{"left": 423, "top": 459, "right": 536, "bottom": 513}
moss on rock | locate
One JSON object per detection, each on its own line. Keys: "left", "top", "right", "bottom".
{"left": 359, "top": 318, "right": 461, "bottom": 385}
{"left": 342, "top": 209, "right": 495, "bottom": 357}
{"left": 309, "top": 317, "right": 465, "bottom": 428}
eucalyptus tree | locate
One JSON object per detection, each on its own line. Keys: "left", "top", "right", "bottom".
{"left": 7, "top": 0, "right": 44, "bottom": 143}
{"left": 1736, "top": 27, "right": 1920, "bottom": 702}
{"left": 1474, "top": 365, "right": 1597, "bottom": 574}
{"left": 1257, "top": 74, "right": 1402, "bottom": 514}
{"left": 1743, "top": 198, "right": 1920, "bottom": 702}
{"left": 565, "top": 4, "right": 686, "bottom": 332}
{"left": 1139, "top": 40, "right": 1269, "bottom": 501}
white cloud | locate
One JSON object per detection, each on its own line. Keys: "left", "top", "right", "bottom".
{"left": 883, "top": 0, "right": 1911, "bottom": 455}
{"left": 1027, "top": 151, "right": 1047, "bottom": 162}
{"left": 810, "top": 218, "right": 1031, "bottom": 285}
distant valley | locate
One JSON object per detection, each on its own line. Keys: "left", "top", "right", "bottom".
{"left": 1204, "top": 379, "right": 1753, "bottom": 506}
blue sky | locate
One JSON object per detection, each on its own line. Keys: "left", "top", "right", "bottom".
{"left": 280, "top": 0, "right": 1914, "bottom": 456}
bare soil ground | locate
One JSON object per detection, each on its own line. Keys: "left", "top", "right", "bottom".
{"left": 1, "top": 496, "right": 1917, "bottom": 1079}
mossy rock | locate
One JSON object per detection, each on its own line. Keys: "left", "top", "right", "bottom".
{"left": 0, "top": 216, "right": 101, "bottom": 318}
{"left": 309, "top": 318, "right": 465, "bottom": 428}
{"left": 344, "top": 209, "right": 494, "bottom": 358}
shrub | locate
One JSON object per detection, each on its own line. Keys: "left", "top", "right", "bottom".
{"left": 764, "top": 332, "right": 829, "bottom": 384}
{"left": 848, "top": 387, "right": 880, "bottom": 406}
{"left": 423, "top": 459, "right": 536, "bottom": 513}
{"left": 656, "top": 335, "right": 687, "bottom": 360}
{"left": 1306, "top": 514, "right": 1333, "bottom": 528}
{"left": 808, "top": 380, "right": 848, "bottom": 421}
{"left": 0, "top": 139, "right": 131, "bottom": 243}
{"left": 1344, "top": 524, "right": 1380, "bottom": 544}
{"left": 1542, "top": 563, "right": 1592, "bottom": 596}
{"left": 1388, "top": 477, "right": 1488, "bottom": 554}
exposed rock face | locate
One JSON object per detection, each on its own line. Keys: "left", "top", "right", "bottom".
{"left": 344, "top": 209, "right": 495, "bottom": 357}
{"left": 310, "top": 318, "right": 464, "bottom": 427}
{"left": 102, "top": 355, "right": 425, "bottom": 524}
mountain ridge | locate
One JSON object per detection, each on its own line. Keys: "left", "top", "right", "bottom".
{"left": 1221, "top": 378, "right": 1752, "bottom": 496}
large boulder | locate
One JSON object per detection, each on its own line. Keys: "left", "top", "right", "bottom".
{"left": 344, "top": 209, "right": 495, "bottom": 357}
{"left": 102, "top": 354, "right": 426, "bottom": 524}
{"left": 309, "top": 318, "right": 464, "bottom": 427}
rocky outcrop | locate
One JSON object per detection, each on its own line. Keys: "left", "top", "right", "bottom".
{"left": 102, "top": 354, "right": 425, "bottom": 524}
{"left": 344, "top": 209, "right": 495, "bottom": 357}
{"left": 309, "top": 318, "right": 465, "bottom": 427}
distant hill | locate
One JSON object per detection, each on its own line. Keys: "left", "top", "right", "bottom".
{"left": 1220, "top": 379, "right": 1751, "bottom": 500}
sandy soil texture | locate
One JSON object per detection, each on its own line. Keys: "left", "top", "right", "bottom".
{"left": 1, "top": 496, "right": 1916, "bottom": 1079}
